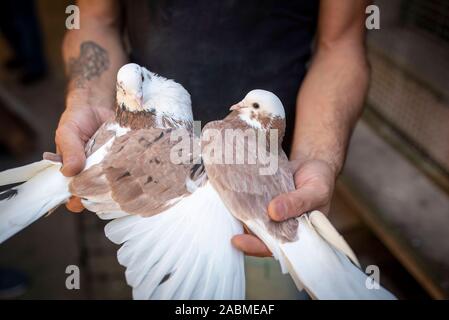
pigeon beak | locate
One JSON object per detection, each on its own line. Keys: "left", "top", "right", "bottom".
{"left": 126, "top": 93, "right": 143, "bottom": 112}
{"left": 135, "top": 92, "right": 143, "bottom": 106}
{"left": 230, "top": 103, "right": 244, "bottom": 111}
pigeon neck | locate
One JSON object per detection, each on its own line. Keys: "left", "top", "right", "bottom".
{"left": 115, "top": 104, "right": 156, "bottom": 130}
{"left": 227, "top": 111, "right": 286, "bottom": 147}
{"left": 115, "top": 104, "right": 193, "bottom": 131}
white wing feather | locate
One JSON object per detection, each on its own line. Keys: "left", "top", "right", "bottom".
{"left": 0, "top": 138, "right": 114, "bottom": 244}
{"left": 0, "top": 164, "right": 70, "bottom": 243}
{"left": 0, "top": 159, "right": 56, "bottom": 186}
{"left": 104, "top": 182, "right": 245, "bottom": 300}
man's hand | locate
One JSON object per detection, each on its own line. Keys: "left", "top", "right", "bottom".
{"left": 56, "top": 99, "right": 113, "bottom": 177}
{"left": 56, "top": 96, "right": 114, "bottom": 212}
{"left": 231, "top": 159, "right": 336, "bottom": 257}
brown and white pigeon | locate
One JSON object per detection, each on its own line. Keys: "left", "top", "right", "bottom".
{"left": 201, "top": 89, "right": 396, "bottom": 300}
{"left": 0, "top": 63, "right": 395, "bottom": 300}
{"left": 0, "top": 63, "right": 244, "bottom": 299}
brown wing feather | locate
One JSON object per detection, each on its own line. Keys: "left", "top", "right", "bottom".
{"left": 202, "top": 119, "right": 298, "bottom": 242}
{"left": 70, "top": 127, "right": 196, "bottom": 216}
{"left": 84, "top": 121, "right": 116, "bottom": 157}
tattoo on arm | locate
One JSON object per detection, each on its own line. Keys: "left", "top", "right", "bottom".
{"left": 67, "top": 41, "right": 110, "bottom": 88}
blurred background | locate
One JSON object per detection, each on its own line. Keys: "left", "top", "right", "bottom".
{"left": 0, "top": 0, "right": 448, "bottom": 299}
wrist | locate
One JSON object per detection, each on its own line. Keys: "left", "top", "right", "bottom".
{"left": 290, "top": 146, "right": 342, "bottom": 178}
{"left": 66, "top": 87, "right": 115, "bottom": 113}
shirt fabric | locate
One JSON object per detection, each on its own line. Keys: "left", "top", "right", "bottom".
{"left": 122, "top": 0, "right": 319, "bottom": 152}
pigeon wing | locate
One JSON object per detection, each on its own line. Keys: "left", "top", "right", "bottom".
{"left": 104, "top": 181, "right": 245, "bottom": 300}
{"left": 70, "top": 127, "right": 195, "bottom": 216}
{"left": 72, "top": 125, "right": 245, "bottom": 299}
{"left": 202, "top": 119, "right": 299, "bottom": 247}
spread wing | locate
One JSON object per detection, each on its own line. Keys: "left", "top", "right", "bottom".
{"left": 104, "top": 182, "right": 245, "bottom": 300}
{"left": 71, "top": 123, "right": 245, "bottom": 299}
{"left": 202, "top": 120, "right": 299, "bottom": 245}
{"left": 70, "top": 127, "right": 195, "bottom": 216}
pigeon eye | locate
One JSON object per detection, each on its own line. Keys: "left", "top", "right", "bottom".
{"left": 252, "top": 103, "right": 260, "bottom": 109}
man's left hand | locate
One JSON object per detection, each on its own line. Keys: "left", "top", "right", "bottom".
{"left": 231, "top": 159, "right": 336, "bottom": 257}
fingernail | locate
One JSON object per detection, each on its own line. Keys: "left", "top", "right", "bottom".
{"left": 273, "top": 200, "right": 287, "bottom": 220}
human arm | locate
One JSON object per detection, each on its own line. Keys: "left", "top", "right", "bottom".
{"left": 57, "top": 0, "right": 127, "bottom": 211}
{"left": 232, "top": 0, "right": 370, "bottom": 255}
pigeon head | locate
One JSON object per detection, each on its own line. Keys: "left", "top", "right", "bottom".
{"left": 116, "top": 63, "right": 193, "bottom": 126}
{"left": 116, "top": 63, "right": 144, "bottom": 112}
{"left": 230, "top": 89, "right": 285, "bottom": 129}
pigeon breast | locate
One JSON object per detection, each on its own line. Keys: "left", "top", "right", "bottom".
{"left": 202, "top": 115, "right": 299, "bottom": 242}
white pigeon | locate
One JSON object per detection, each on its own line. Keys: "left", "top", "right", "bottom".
{"left": 201, "top": 89, "right": 397, "bottom": 300}
{"left": 0, "top": 63, "right": 245, "bottom": 300}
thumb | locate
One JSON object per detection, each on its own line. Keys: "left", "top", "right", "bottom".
{"left": 268, "top": 184, "right": 329, "bottom": 221}
{"left": 56, "top": 126, "right": 86, "bottom": 177}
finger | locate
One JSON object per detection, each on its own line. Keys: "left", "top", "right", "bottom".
{"left": 65, "top": 196, "right": 85, "bottom": 213}
{"left": 231, "top": 234, "right": 272, "bottom": 257}
{"left": 55, "top": 126, "right": 86, "bottom": 177}
{"left": 268, "top": 184, "right": 329, "bottom": 221}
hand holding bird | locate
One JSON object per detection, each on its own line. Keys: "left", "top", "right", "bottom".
{"left": 0, "top": 63, "right": 395, "bottom": 300}
{"left": 235, "top": 158, "right": 337, "bottom": 257}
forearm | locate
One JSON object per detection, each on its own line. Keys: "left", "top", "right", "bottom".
{"left": 57, "top": 0, "right": 127, "bottom": 180}
{"left": 62, "top": 0, "right": 127, "bottom": 114}
{"left": 291, "top": 42, "right": 369, "bottom": 175}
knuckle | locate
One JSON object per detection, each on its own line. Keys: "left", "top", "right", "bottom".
{"left": 291, "top": 196, "right": 307, "bottom": 214}
{"left": 55, "top": 126, "right": 68, "bottom": 144}
{"left": 315, "top": 181, "right": 331, "bottom": 199}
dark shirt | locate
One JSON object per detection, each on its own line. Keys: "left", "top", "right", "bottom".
{"left": 122, "top": 0, "right": 318, "bottom": 151}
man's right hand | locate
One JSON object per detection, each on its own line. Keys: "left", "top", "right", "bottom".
{"left": 56, "top": 94, "right": 114, "bottom": 212}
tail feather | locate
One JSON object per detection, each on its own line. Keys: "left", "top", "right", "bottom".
{"left": 0, "top": 162, "right": 70, "bottom": 243}
{"left": 280, "top": 215, "right": 396, "bottom": 300}
{"left": 309, "top": 210, "right": 360, "bottom": 267}
{"left": 0, "top": 159, "right": 55, "bottom": 186}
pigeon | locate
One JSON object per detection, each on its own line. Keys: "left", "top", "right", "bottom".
{"left": 0, "top": 63, "right": 245, "bottom": 300}
{"left": 201, "top": 89, "right": 396, "bottom": 300}
{"left": 0, "top": 63, "right": 394, "bottom": 300}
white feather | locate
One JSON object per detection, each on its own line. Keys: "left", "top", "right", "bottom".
{"left": 279, "top": 214, "right": 396, "bottom": 300}
{"left": 0, "top": 137, "right": 114, "bottom": 244}
{"left": 96, "top": 210, "right": 129, "bottom": 220}
{"left": 84, "top": 138, "right": 114, "bottom": 169}
{"left": 309, "top": 210, "right": 360, "bottom": 267}
{"left": 0, "top": 159, "right": 56, "bottom": 186}
{"left": 104, "top": 181, "right": 245, "bottom": 300}
{"left": 105, "top": 123, "right": 130, "bottom": 137}
{"left": 0, "top": 164, "right": 70, "bottom": 243}
{"left": 238, "top": 113, "right": 263, "bottom": 129}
